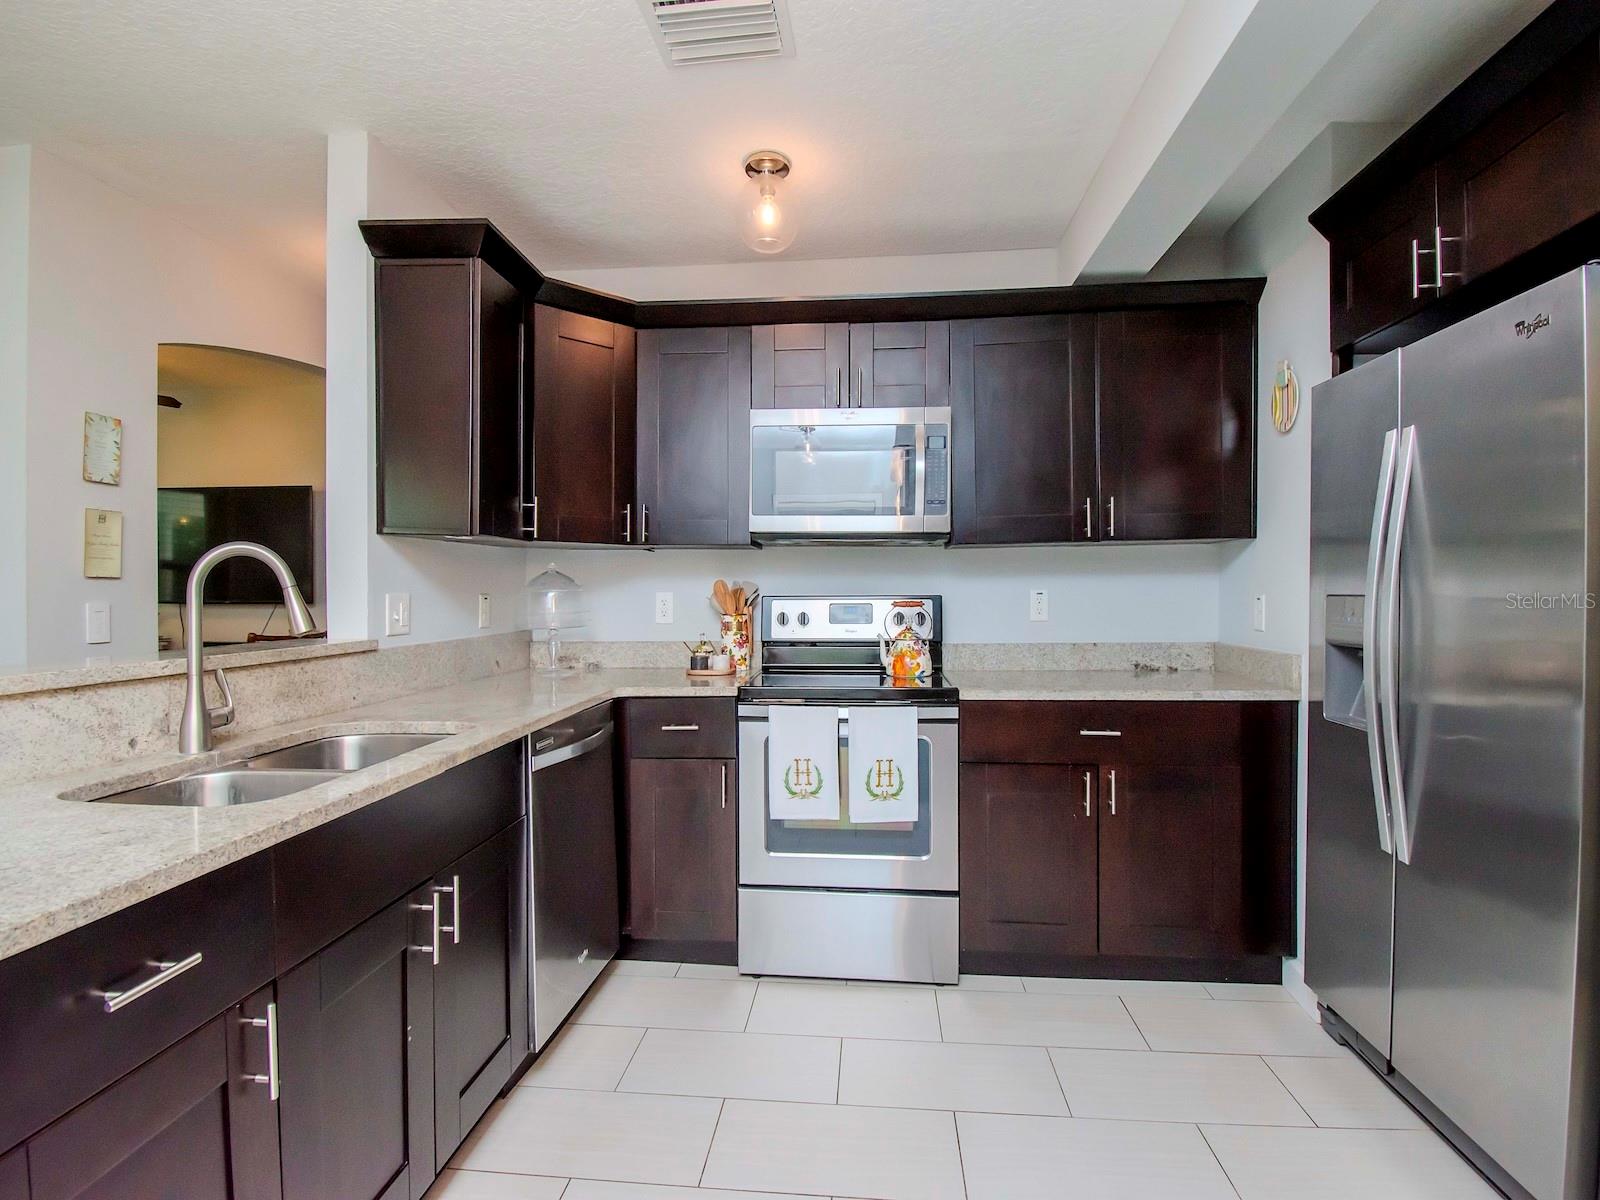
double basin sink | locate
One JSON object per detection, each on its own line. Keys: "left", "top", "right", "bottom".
{"left": 92, "top": 733, "right": 448, "bottom": 807}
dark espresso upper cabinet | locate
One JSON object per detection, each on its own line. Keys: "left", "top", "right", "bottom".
{"left": 751, "top": 323, "right": 848, "bottom": 408}
{"left": 531, "top": 306, "right": 638, "bottom": 544}
{"left": 951, "top": 314, "right": 1097, "bottom": 544}
{"left": 1096, "top": 305, "right": 1255, "bottom": 541}
{"left": 636, "top": 327, "right": 752, "bottom": 546}
{"left": 752, "top": 321, "right": 948, "bottom": 409}
{"left": 1312, "top": 0, "right": 1600, "bottom": 355}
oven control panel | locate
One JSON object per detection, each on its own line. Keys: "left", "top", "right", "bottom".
{"left": 764, "top": 595, "right": 940, "bottom": 642}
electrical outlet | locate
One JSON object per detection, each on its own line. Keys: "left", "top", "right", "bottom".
{"left": 654, "top": 591, "right": 674, "bottom": 624}
{"left": 1028, "top": 589, "right": 1048, "bottom": 622}
{"left": 477, "top": 593, "right": 492, "bottom": 629}
{"left": 84, "top": 601, "right": 110, "bottom": 645}
{"left": 1252, "top": 594, "right": 1268, "bottom": 633}
{"left": 385, "top": 592, "right": 412, "bottom": 637}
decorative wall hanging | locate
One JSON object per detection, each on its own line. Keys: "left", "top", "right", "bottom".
{"left": 82, "top": 411, "right": 123, "bottom": 484}
{"left": 1270, "top": 360, "right": 1300, "bottom": 434}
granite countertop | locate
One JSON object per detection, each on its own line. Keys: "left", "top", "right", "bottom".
{"left": 0, "top": 661, "right": 1297, "bottom": 963}
{"left": 948, "top": 668, "right": 1299, "bottom": 702}
{"left": 0, "top": 668, "right": 735, "bottom": 963}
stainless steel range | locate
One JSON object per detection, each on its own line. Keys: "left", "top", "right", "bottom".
{"left": 737, "top": 595, "right": 959, "bottom": 984}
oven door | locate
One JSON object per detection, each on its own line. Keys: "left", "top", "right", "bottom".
{"left": 749, "top": 407, "right": 951, "bottom": 537}
{"left": 738, "top": 704, "right": 958, "bottom": 891}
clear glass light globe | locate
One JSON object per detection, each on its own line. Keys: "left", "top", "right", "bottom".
{"left": 742, "top": 178, "right": 796, "bottom": 254}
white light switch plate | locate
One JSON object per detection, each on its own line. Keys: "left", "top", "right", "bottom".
{"left": 385, "top": 592, "right": 412, "bottom": 636}
{"left": 84, "top": 601, "right": 111, "bottom": 644}
{"left": 1028, "top": 589, "right": 1048, "bottom": 622}
{"left": 477, "top": 593, "right": 491, "bottom": 629}
{"left": 1252, "top": 594, "right": 1268, "bottom": 633}
{"left": 655, "top": 592, "right": 674, "bottom": 624}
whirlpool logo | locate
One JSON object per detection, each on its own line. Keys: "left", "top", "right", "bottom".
{"left": 1514, "top": 313, "right": 1551, "bottom": 339}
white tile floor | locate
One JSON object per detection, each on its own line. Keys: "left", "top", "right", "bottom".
{"left": 430, "top": 964, "right": 1501, "bottom": 1200}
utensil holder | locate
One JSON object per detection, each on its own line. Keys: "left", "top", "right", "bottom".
{"left": 720, "top": 612, "right": 752, "bottom": 676}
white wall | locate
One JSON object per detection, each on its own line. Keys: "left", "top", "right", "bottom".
{"left": 324, "top": 132, "right": 531, "bottom": 646}
{"left": 0, "top": 147, "right": 29, "bottom": 668}
{"left": 556, "top": 248, "right": 1060, "bottom": 302}
{"left": 13, "top": 147, "right": 324, "bottom": 667}
{"left": 533, "top": 544, "right": 1224, "bottom": 645}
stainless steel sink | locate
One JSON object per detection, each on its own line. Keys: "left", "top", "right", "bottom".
{"left": 93, "top": 769, "right": 341, "bottom": 807}
{"left": 241, "top": 733, "right": 447, "bottom": 771}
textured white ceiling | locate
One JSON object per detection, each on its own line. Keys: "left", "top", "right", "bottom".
{"left": 0, "top": 0, "right": 1186, "bottom": 278}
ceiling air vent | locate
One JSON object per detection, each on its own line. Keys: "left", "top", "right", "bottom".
{"left": 640, "top": 0, "right": 793, "bottom": 66}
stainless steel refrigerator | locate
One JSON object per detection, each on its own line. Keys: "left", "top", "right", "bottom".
{"left": 1308, "top": 264, "right": 1600, "bottom": 1200}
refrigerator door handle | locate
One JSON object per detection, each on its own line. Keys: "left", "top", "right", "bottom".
{"left": 1381, "top": 424, "right": 1419, "bottom": 863}
{"left": 1363, "top": 428, "right": 1400, "bottom": 855}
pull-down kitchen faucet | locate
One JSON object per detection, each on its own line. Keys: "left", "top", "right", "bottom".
{"left": 178, "top": 541, "right": 315, "bottom": 754}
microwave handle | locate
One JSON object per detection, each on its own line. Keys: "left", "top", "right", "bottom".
{"left": 913, "top": 422, "right": 928, "bottom": 525}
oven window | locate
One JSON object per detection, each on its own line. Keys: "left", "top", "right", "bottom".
{"left": 762, "top": 734, "right": 933, "bottom": 857}
{"left": 750, "top": 423, "right": 918, "bottom": 518}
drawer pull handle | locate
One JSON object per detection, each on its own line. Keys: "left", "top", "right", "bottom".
{"left": 241, "top": 1001, "right": 280, "bottom": 1100}
{"left": 661, "top": 724, "right": 700, "bottom": 732}
{"left": 100, "top": 951, "right": 203, "bottom": 1013}
{"left": 412, "top": 897, "right": 441, "bottom": 965}
{"left": 1079, "top": 729, "right": 1122, "bottom": 737}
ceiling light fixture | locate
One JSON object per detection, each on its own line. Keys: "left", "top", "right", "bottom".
{"left": 742, "top": 150, "right": 796, "bottom": 255}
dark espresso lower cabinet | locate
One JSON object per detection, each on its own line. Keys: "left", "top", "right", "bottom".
{"left": 959, "top": 763, "right": 1099, "bottom": 959}
{"left": 433, "top": 821, "right": 525, "bottom": 1164}
{"left": 626, "top": 758, "right": 737, "bottom": 948}
{"left": 21, "top": 988, "right": 280, "bottom": 1200}
{"left": 278, "top": 888, "right": 436, "bottom": 1200}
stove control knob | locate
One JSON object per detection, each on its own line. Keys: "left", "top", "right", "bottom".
{"left": 776, "top": 611, "right": 789, "bottom": 627}
{"left": 912, "top": 608, "right": 929, "bottom": 629}
{"left": 796, "top": 612, "right": 810, "bottom": 627}
{"left": 891, "top": 611, "right": 906, "bottom": 628}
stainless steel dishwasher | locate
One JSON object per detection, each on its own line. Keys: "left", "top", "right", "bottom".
{"left": 527, "top": 703, "right": 618, "bottom": 1051}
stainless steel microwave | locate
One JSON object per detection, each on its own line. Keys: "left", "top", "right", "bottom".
{"left": 748, "top": 406, "right": 951, "bottom": 543}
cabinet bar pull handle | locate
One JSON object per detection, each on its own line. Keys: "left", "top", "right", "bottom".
{"left": 1435, "top": 225, "right": 1462, "bottom": 288}
{"left": 241, "top": 1001, "right": 280, "bottom": 1100}
{"left": 1108, "top": 769, "right": 1117, "bottom": 816}
{"left": 1083, "top": 770, "right": 1091, "bottom": 817}
{"left": 521, "top": 498, "right": 539, "bottom": 538}
{"left": 661, "top": 723, "right": 700, "bottom": 731}
{"left": 100, "top": 951, "right": 203, "bottom": 1013}
{"left": 721, "top": 763, "right": 728, "bottom": 810}
{"left": 1084, "top": 496, "right": 1092, "bottom": 538}
{"left": 836, "top": 367, "right": 845, "bottom": 408}
{"left": 641, "top": 506, "right": 649, "bottom": 545}
{"left": 434, "top": 876, "right": 460, "bottom": 945}
{"left": 1079, "top": 729, "right": 1122, "bottom": 737}
{"left": 1108, "top": 495, "right": 1116, "bottom": 537}
{"left": 857, "top": 364, "right": 865, "bottom": 408}
{"left": 623, "top": 503, "right": 632, "bottom": 543}
{"left": 412, "top": 897, "right": 441, "bottom": 965}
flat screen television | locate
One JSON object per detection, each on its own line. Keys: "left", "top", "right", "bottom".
{"left": 157, "top": 485, "right": 315, "bottom": 605}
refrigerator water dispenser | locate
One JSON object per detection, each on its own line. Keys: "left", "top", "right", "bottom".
{"left": 1323, "top": 594, "right": 1367, "bottom": 729}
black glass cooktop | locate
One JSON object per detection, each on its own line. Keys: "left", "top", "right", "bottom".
{"left": 739, "top": 669, "right": 959, "bottom": 704}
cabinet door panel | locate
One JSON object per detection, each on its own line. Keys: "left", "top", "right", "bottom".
{"left": 637, "top": 327, "right": 752, "bottom": 546}
{"left": 1097, "top": 305, "right": 1254, "bottom": 541}
{"left": 626, "top": 759, "right": 736, "bottom": 943}
{"left": 752, "top": 323, "right": 847, "bottom": 408}
{"left": 851, "top": 321, "right": 949, "bottom": 408}
{"left": 226, "top": 986, "right": 286, "bottom": 1200}
{"left": 1097, "top": 761, "right": 1244, "bottom": 958}
{"left": 952, "top": 315, "right": 1094, "bottom": 544}
{"left": 0, "top": 1148, "right": 23, "bottom": 1200}
{"left": 1328, "top": 168, "right": 1438, "bottom": 350}
{"left": 279, "top": 891, "right": 433, "bottom": 1200}
{"left": 959, "top": 763, "right": 1098, "bottom": 958}
{"left": 434, "top": 823, "right": 522, "bottom": 1162}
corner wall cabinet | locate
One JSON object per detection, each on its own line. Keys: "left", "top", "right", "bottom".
{"left": 0, "top": 740, "right": 528, "bottom": 1200}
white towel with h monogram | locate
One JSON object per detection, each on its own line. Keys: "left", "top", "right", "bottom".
{"left": 848, "top": 705, "right": 919, "bottom": 824}
{"left": 767, "top": 705, "right": 841, "bottom": 820}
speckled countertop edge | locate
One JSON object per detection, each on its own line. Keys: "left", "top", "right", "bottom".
{"left": 0, "top": 662, "right": 1297, "bottom": 962}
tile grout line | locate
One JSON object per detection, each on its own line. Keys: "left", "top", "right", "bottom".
{"left": 611, "top": 1025, "right": 650, "bottom": 1092}
{"left": 1046, "top": 1047, "right": 1074, "bottom": 1117}
{"left": 1259, "top": 1054, "right": 1319, "bottom": 1128}
{"left": 696, "top": 1097, "right": 726, "bottom": 1187}
{"left": 1118, "top": 995, "right": 1152, "bottom": 1051}
{"left": 951, "top": 1108, "right": 972, "bottom": 1200}
{"left": 1197, "top": 1122, "right": 1247, "bottom": 1200}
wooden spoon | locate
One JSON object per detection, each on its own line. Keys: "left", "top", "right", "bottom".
{"left": 712, "top": 579, "right": 732, "bottom": 615}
